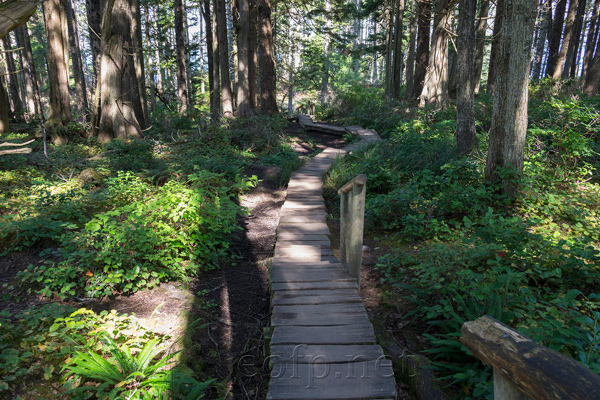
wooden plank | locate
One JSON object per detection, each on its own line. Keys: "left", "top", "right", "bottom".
{"left": 270, "top": 269, "right": 353, "bottom": 283}
{"left": 267, "top": 360, "right": 396, "bottom": 400}
{"left": 271, "top": 325, "right": 375, "bottom": 345}
{"left": 276, "top": 233, "right": 331, "bottom": 242}
{"left": 277, "top": 224, "right": 330, "bottom": 236}
{"left": 274, "top": 303, "right": 366, "bottom": 315}
{"left": 274, "top": 240, "right": 331, "bottom": 247}
{"left": 273, "top": 288, "right": 358, "bottom": 298}
{"left": 272, "top": 293, "right": 363, "bottom": 306}
{"left": 271, "top": 344, "right": 385, "bottom": 364}
{"left": 271, "top": 311, "right": 371, "bottom": 327}
{"left": 271, "top": 280, "right": 358, "bottom": 292}
{"left": 279, "top": 214, "right": 327, "bottom": 224}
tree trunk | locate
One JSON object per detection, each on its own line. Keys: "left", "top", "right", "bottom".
{"left": 487, "top": 0, "right": 504, "bottom": 95}
{"left": 320, "top": 0, "right": 332, "bottom": 103}
{"left": 411, "top": 0, "right": 432, "bottom": 100}
{"left": 553, "top": 0, "right": 579, "bottom": 79}
{"left": 545, "top": 0, "right": 567, "bottom": 77}
{"left": 473, "top": 0, "right": 489, "bottom": 93}
{"left": 43, "top": 0, "right": 72, "bottom": 145}
{"left": 215, "top": 0, "right": 233, "bottom": 118}
{"left": 584, "top": 28, "right": 600, "bottom": 94}
{"left": 384, "top": 0, "right": 393, "bottom": 96}
{"left": 566, "top": 0, "right": 587, "bottom": 76}
{"left": 419, "top": 0, "right": 455, "bottom": 107}
{"left": 65, "top": 0, "right": 89, "bottom": 119}
{"left": 1, "top": 34, "right": 23, "bottom": 116}
{"left": 130, "top": 0, "right": 147, "bottom": 127}
{"left": 249, "top": 0, "right": 258, "bottom": 111}
{"left": 202, "top": 0, "right": 218, "bottom": 117}
{"left": 153, "top": 7, "right": 164, "bottom": 93}
{"left": 405, "top": 0, "right": 417, "bottom": 97}
{"left": 456, "top": 0, "right": 478, "bottom": 154}
{"left": 95, "top": 0, "right": 144, "bottom": 142}
{"left": 485, "top": 0, "right": 537, "bottom": 197}
{"left": 144, "top": 4, "right": 156, "bottom": 113}
{"left": 392, "top": 0, "right": 405, "bottom": 98}
{"left": 583, "top": 0, "right": 600, "bottom": 76}
{"left": 236, "top": 0, "right": 251, "bottom": 117}
{"left": 86, "top": 0, "right": 103, "bottom": 91}
{"left": 15, "top": 25, "right": 42, "bottom": 120}
{"left": 0, "top": 77, "right": 8, "bottom": 132}
{"left": 258, "top": 0, "right": 277, "bottom": 115}
{"left": 532, "top": 0, "right": 551, "bottom": 80}
{"left": 211, "top": 0, "right": 221, "bottom": 116}
{"left": 175, "top": 0, "right": 189, "bottom": 113}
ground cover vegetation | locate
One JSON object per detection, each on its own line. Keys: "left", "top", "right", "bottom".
{"left": 323, "top": 81, "right": 600, "bottom": 398}
{"left": 0, "top": 112, "right": 300, "bottom": 398}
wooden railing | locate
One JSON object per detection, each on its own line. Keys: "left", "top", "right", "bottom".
{"left": 461, "top": 316, "right": 600, "bottom": 400}
{"left": 338, "top": 174, "right": 367, "bottom": 290}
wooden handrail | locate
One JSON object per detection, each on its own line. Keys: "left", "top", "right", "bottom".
{"left": 461, "top": 316, "right": 600, "bottom": 400}
{"left": 338, "top": 174, "right": 367, "bottom": 289}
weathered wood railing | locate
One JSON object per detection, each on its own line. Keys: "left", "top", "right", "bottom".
{"left": 461, "top": 316, "right": 600, "bottom": 400}
{"left": 338, "top": 174, "right": 367, "bottom": 290}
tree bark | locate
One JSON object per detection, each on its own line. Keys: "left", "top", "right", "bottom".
{"left": 86, "top": 0, "right": 103, "bottom": 91}
{"left": 211, "top": 0, "right": 221, "bottom": 116}
{"left": 95, "top": 0, "right": 144, "bottom": 142}
{"left": 566, "top": 0, "right": 587, "bottom": 76}
{"left": 43, "top": 0, "right": 72, "bottom": 145}
{"left": 144, "top": 4, "right": 156, "bottom": 113}
{"left": 419, "top": 0, "right": 455, "bottom": 107}
{"left": 175, "top": 0, "right": 189, "bottom": 113}
{"left": 410, "top": 0, "right": 432, "bottom": 100}
{"left": 258, "top": 0, "right": 278, "bottom": 115}
{"left": 215, "top": 0, "right": 233, "bottom": 118}
{"left": 405, "top": 0, "right": 417, "bottom": 97}
{"left": 65, "top": 0, "right": 89, "bottom": 119}
{"left": 1, "top": 34, "right": 23, "bottom": 116}
{"left": 545, "top": 0, "right": 567, "bottom": 77}
{"left": 0, "top": 77, "right": 8, "bottom": 132}
{"left": 130, "top": 0, "right": 147, "bottom": 127}
{"left": 384, "top": 0, "right": 393, "bottom": 96}
{"left": 487, "top": 0, "right": 504, "bottom": 95}
{"left": 584, "top": 28, "right": 600, "bottom": 94}
{"left": 202, "top": 0, "right": 218, "bottom": 117}
{"left": 236, "top": 0, "right": 251, "bottom": 117}
{"left": 553, "top": 0, "right": 579, "bottom": 79}
{"left": 15, "top": 25, "right": 42, "bottom": 120}
{"left": 473, "top": 0, "right": 489, "bottom": 93}
{"left": 456, "top": 0, "right": 478, "bottom": 154}
{"left": 249, "top": 0, "right": 257, "bottom": 111}
{"left": 583, "top": 0, "right": 600, "bottom": 76}
{"left": 485, "top": 0, "right": 537, "bottom": 197}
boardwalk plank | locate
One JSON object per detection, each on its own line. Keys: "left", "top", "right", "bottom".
{"left": 271, "top": 311, "right": 371, "bottom": 327}
{"left": 271, "top": 280, "right": 358, "bottom": 291}
{"left": 270, "top": 269, "right": 353, "bottom": 283}
{"left": 272, "top": 293, "right": 362, "bottom": 306}
{"left": 271, "top": 325, "right": 375, "bottom": 345}
{"left": 270, "top": 344, "right": 385, "bottom": 364}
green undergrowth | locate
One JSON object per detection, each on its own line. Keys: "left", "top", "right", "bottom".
{"left": 324, "top": 82, "right": 600, "bottom": 399}
{"left": 0, "top": 112, "right": 301, "bottom": 398}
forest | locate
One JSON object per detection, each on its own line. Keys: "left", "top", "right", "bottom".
{"left": 0, "top": 0, "right": 600, "bottom": 398}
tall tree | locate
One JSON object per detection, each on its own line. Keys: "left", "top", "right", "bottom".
{"left": 410, "top": 0, "right": 432, "bottom": 100}
{"left": 175, "top": 0, "right": 189, "bottom": 113}
{"left": 584, "top": 25, "right": 600, "bottom": 94}
{"left": 0, "top": 77, "right": 8, "bottom": 133}
{"left": 257, "top": 0, "right": 277, "bottom": 114}
{"left": 94, "top": 0, "right": 145, "bottom": 142}
{"left": 236, "top": 0, "right": 251, "bottom": 116}
{"left": 65, "top": 0, "right": 89, "bottom": 118}
{"left": 86, "top": 0, "right": 103, "bottom": 90}
{"left": 473, "top": 0, "right": 489, "bottom": 93}
{"left": 545, "top": 0, "right": 567, "bottom": 77}
{"left": 391, "top": 0, "right": 405, "bottom": 98}
{"left": 566, "top": 0, "right": 587, "bottom": 76}
{"left": 456, "top": 0, "right": 477, "bottom": 154}
{"left": 130, "top": 0, "right": 147, "bottom": 125}
{"left": 15, "top": 25, "right": 43, "bottom": 120}
{"left": 1, "top": 34, "right": 23, "bottom": 115}
{"left": 405, "top": 0, "right": 417, "bottom": 96}
{"left": 201, "top": 0, "right": 218, "bottom": 117}
{"left": 211, "top": 0, "right": 221, "bottom": 116}
{"left": 583, "top": 0, "right": 600, "bottom": 76}
{"left": 215, "top": 0, "right": 233, "bottom": 118}
{"left": 485, "top": 0, "right": 538, "bottom": 196}
{"left": 144, "top": 3, "right": 156, "bottom": 113}
{"left": 553, "top": 0, "right": 579, "bottom": 78}
{"left": 419, "top": 0, "right": 455, "bottom": 107}
{"left": 487, "top": 0, "right": 504, "bottom": 95}
{"left": 249, "top": 0, "right": 258, "bottom": 110}
{"left": 320, "top": 0, "right": 332, "bottom": 103}
{"left": 43, "top": 0, "right": 72, "bottom": 144}
{"left": 532, "top": 0, "right": 551, "bottom": 80}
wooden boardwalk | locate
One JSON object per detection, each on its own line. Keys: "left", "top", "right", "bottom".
{"left": 267, "top": 118, "right": 397, "bottom": 400}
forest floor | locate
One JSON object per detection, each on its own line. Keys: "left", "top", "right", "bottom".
{"left": 0, "top": 122, "right": 416, "bottom": 399}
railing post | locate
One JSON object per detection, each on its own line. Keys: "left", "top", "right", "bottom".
{"left": 338, "top": 174, "right": 367, "bottom": 290}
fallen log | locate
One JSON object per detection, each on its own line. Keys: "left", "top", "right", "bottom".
{"left": 0, "top": 1, "right": 38, "bottom": 40}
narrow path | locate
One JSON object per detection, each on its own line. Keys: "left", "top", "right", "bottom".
{"left": 267, "top": 117, "right": 397, "bottom": 400}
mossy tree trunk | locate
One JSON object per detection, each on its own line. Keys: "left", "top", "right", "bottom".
{"left": 258, "top": 0, "right": 278, "bottom": 115}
